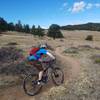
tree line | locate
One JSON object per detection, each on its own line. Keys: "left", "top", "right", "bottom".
{"left": 0, "top": 17, "right": 63, "bottom": 39}
{"left": 61, "top": 23, "right": 100, "bottom": 31}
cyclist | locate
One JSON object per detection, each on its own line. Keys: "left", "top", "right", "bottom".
{"left": 28, "top": 44, "right": 55, "bottom": 85}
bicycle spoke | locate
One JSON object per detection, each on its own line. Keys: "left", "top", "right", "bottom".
{"left": 23, "top": 74, "right": 42, "bottom": 96}
{"left": 51, "top": 68, "right": 64, "bottom": 85}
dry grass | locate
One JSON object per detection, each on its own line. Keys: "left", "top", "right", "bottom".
{"left": 40, "top": 48, "right": 100, "bottom": 100}
{"left": 0, "top": 30, "right": 100, "bottom": 100}
{"left": 0, "top": 30, "right": 100, "bottom": 48}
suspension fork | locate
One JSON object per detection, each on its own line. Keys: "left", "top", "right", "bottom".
{"left": 51, "top": 66, "right": 59, "bottom": 77}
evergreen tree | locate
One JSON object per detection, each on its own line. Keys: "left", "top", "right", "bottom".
{"left": 47, "top": 24, "right": 64, "bottom": 39}
{"left": 7, "top": 22, "right": 15, "bottom": 31}
{"left": 31, "top": 25, "right": 44, "bottom": 36}
{"left": 23, "top": 24, "right": 30, "bottom": 33}
{"left": 35, "top": 25, "right": 44, "bottom": 37}
{"left": 0, "top": 17, "right": 8, "bottom": 32}
{"left": 31, "top": 25, "right": 36, "bottom": 35}
{"left": 15, "top": 20, "right": 23, "bottom": 32}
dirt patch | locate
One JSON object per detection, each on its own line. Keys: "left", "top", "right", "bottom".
{"left": 55, "top": 47, "right": 81, "bottom": 79}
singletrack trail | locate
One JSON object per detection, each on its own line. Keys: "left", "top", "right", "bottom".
{"left": 0, "top": 47, "right": 81, "bottom": 100}
{"left": 55, "top": 47, "right": 81, "bottom": 79}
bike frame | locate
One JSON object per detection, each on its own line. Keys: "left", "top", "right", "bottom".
{"left": 43, "top": 61, "right": 55, "bottom": 72}
{"left": 42, "top": 61, "right": 55, "bottom": 80}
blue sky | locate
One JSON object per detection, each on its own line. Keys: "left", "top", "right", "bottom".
{"left": 0, "top": 0, "right": 100, "bottom": 28}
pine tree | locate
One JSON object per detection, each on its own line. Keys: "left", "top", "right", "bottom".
{"left": 15, "top": 20, "right": 23, "bottom": 32}
{"left": 0, "top": 17, "right": 8, "bottom": 32}
{"left": 47, "top": 24, "right": 64, "bottom": 39}
{"left": 23, "top": 24, "right": 30, "bottom": 33}
{"left": 7, "top": 22, "right": 15, "bottom": 31}
{"left": 31, "top": 25, "right": 36, "bottom": 35}
{"left": 36, "top": 25, "right": 44, "bottom": 37}
{"left": 31, "top": 25, "right": 44, "bottom": 37}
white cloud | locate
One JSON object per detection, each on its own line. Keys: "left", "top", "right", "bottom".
{"left": 63, "top": 2, "right": 67, "bottom": 7}
{"left": 60, "top": 2, "right": 68, "bottom": 10}
{"left": 68, "top": 8, "right": 72, "bottom": 12}
{"left": 61, "top": 1, "right": 100, "bottom": 13}
{"left": 72, "top": 1, "right": 86, "bottom": 13}
{"left": 86, "top": 3, "right": 93, "bottom": 9}
{"left": 95, "top": 3, "right": 100, "bottom": 8}
{"left": 86, "top": 3, "right": 100, "bottom": 9}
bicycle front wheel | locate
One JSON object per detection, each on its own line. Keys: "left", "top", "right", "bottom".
{"left": 23, "top": 74, "right": 42, "bottom": 96}
{"left": 51, "top": 67, "right": 64, "bottom": 86}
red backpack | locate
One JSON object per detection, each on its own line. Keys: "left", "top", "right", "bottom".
{"left": 29, "top": 47, "right": 39, "bottom": 55}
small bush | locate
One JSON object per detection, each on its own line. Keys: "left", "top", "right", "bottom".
{"left": 47, "top": 24, "right": 64, "bottom": 39}
{"left": 0, "top": 46, "right": 23, "bottom": 62}
{"left": 0, "top": 46, "right": 38, "bottom": 76}
{"left": 95, "top": 58, "right": 100, "bottom": 64}
{"left": 85, "top": 35, "right": 93, "bottom": 41}
{"left": 7, "top": 42, "right": 18, "bottom": 46}
{"left": 60, "top": 39, "right": 64, "bottom": 42}
{"left": 94, "top": 47, "right": 100, "bottom": 50}
{"left": 64, "top": 47, "right": 78, "bottom": 54}
{"left": 78, "top": 45, "right": 93, "bottom": 51}
{"left": 91, "top": 55, "right": 100, "bottom": 64}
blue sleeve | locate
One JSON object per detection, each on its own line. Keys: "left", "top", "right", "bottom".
{"left": 36, "top": 49, "right": 48, "bottom": 55}
{"left": 27, "top": 55, "right": 37, "bottom": 61}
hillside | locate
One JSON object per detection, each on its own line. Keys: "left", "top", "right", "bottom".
{"left": 0, "top": 30, "right": 100, "bottom": 100}
{"left": 61, "top": 23, "right": 100, "bottom": 31}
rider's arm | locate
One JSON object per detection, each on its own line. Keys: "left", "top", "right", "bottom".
{"left": 46, "top": 51, "right": 55, "bottom": 59}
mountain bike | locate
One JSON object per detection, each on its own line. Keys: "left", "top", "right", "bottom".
{"left": 23, "top": 60, "right": 64, "bottom": 96}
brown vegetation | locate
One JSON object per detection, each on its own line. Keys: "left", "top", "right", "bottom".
{"left": 0, "top": 30, "right": 100, "bottom": 100}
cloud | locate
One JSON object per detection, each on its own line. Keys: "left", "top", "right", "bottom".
{"left": 86, "top": 3, "right": 93, "bottom": 9}
{"left": 68, "top": 8, "right": 72, "bottom": 12}
{"left": 60, "top": 2, "right": 68, "bottom": 10}
{"left": 63, "top": 2, "right": 67, "bottom": 7}
{"left": 61, "top": 1, "right": 100, "bottom": 13}
{"left": 72, "top": 1, "right": 86, "bottom": 13}
{"left": 95, "top": 3, "right": 100, "bottom": 8}
{"left": 86, "top": 3, "right": 100, "bottom": 9}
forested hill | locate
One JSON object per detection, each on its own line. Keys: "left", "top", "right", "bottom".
{"left": 61, "top": 23, "right": 100, "bottom": 31}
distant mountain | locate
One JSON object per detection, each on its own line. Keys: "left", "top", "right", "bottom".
{"left": 61, "top": 23, "right": 100, "bottom": 31}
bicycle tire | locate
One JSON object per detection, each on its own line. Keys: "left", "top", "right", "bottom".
{"left": 23, "top": 74, "right": 42, "bottom": 96}
{"left": 51, "top": 67, "right": 64, "bottom": 86}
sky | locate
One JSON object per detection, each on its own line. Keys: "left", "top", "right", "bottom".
{"left": 0, "top": 0, "right": 100, "bottom": 28}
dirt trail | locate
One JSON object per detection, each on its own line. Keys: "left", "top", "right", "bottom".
{"left": 55, "top": 47, "right": 80, "bottom": 79}
{"left": 0, "top": 47, "right": 81, "bottom": 100}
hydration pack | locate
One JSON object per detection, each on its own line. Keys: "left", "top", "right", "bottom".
{"left": 29, "top": 47, "right": 39, "bottom": 55}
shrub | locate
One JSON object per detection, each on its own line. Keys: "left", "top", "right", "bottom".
{"left": 0, "top": 46, "right": 37, "bottom": 76}
{"left": 95, "top": 58, "right": 100, "bottom": 64}
{"left": 78, "top": 45, "right": 93, "bottom": 51}
{"left": 85, "top": 35, "right": 93, "bottom": 41}
{"left": 0, "top": 46, "right": 24, "bottom": 63}
{"left": 47, "top": 24, "right": 64, "bottom": 39}
{"left": 64, "top": 47, "right": 78, "bottom": 54}
{"left": 91, "top": 55, "right": 100, "bottom": 64}
{"left": 7, "top": 42, "right": 18, "bottom": 46}
{"left": 0, "top": 17, "right": 8, "bottom": 32}
{"left": 31, "top": 25, "right": 44, "bottom": 37}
